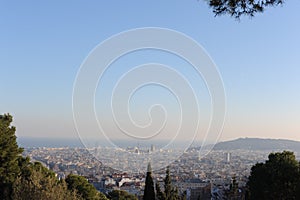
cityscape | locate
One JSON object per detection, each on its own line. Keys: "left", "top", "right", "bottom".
{"left": 20, "top": 138, "right": 300, "bottom": 199}
{"left": 1, "top": 0, "right": 300, "bottom": 200}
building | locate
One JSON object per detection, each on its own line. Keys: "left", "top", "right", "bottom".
{"left": 176, "top": 179, "right": 211, "bottom": 200}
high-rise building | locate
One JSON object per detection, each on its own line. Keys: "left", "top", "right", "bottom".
{"left": 225, "top": 152, "right": 231, "bottom": 163}
{"left": 150, "top": 144, "right": 155, "bottom": 152}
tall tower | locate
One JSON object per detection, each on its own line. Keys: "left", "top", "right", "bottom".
{"left": 150, "top": 144, "right": 155, "bottom": 152}
{"left": 226, "top": 152, "right": 231, "bottom": 163}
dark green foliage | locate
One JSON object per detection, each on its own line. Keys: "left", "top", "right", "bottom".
{"left": 12, "top": 162, "right": 80, "bottom": 200}
{"left": 155, "top": 182, "right": 165, "bottom": 200}
{"left": 226, "top": 176, "right": 240, "bottom": 200}
{"left": 164, "top": 167, "right": 172, "bottom": 200}
{"left": 0, "top": 114, "right": 23, "bottom": 199}
{"left": 247, "top": 151, "right": 300, "bottom": 200}
{"left": 12, "top": 153, "right": 81, "bottom": 199}
{"left": 108, "top": 190, "right": 138, "bottom": 200}
{"left": 16, "top": 158, "right": 56, "bottom": 182}
{"left": 153, "top": 167, "right": 180, "bottom": 200}
{"left": 163, "top": 167, "right": 180, "bottom": 200}
{"left": 170, "top": 187, "right": 180, "bottom": 200}
{"left": 207, "top": 0, "right": 284, "bottom": 18}
{"left": 143, "top": 163, "right": 155, "bottom": 200}
{"left": 0, "top": 113, "right": 103, "bottom": 200}
{"left": 181, "top": 191, "right": 187, "bottom": 200}
{"left": 65, "top": 174, "right": 106, "bottom": 200}
{"left": 98, "top": 192, "right": 109, "bottom": 200}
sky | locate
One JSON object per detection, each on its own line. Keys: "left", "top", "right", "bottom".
{"left": 0, "top": 0, "right": 300, "bottom": 144}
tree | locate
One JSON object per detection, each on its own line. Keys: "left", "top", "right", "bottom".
{"left": 226, "top": 176, "right": 240, "bottom": 200}
{"left": 163, "top": 167, "right": 180, "bottom": 200}
{"left": 143, "top": 163, "right": 155, "bottom": 200}
{"left": 99, "top": 192, "right": 109, "bottom": 200}
{"left": 0, "top": 114, "right": 23, "bottom": 199}
{"left": 0, "top": 113, "right": 106, "bottom": 200}
{"left": 247, "top": 151, "right": 300, "bottom": 200}
{"left": 154, "top": 167, "right": 181, "bottom": 200}
{"left": 155, "top": 182, "right": 165, "bottom": 200}
{"left": 181, "top": 191, "right": 187, "bottom": 200}
{"left": 164, "top": 167, "right": 172, "bottom": 200}
{"left": 12, "top": 162, "right": 80, "bottom": 200}
{"left": 65, "top": 174, "right": 107, "bottom": 200}
{"left": 170, "top": 187, "right": 180, "bottom": 200}
{"left": 207, "top": 0, "right": 285, "bottom": 18}
{"left": 108, "top": 190, "right": 138, "bottom": 200}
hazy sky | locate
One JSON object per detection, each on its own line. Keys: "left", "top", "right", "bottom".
{"left": 1, "top": 1, "right": 299, "bottom": 143}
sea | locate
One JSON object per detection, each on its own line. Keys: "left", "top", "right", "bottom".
{"left": 17, "top": 137, "right": 203, "bottom": 149}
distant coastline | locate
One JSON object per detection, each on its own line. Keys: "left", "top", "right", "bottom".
{"left": 17, "top": 136, "right": 203, "bottom": 149}
{"left": 17, "top": 137, "right": 85, "bottom": 148}
{"left": 18, "top": 136, "right": 300, "bottom": 152}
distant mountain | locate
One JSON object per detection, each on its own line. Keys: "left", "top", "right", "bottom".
{"left": 213, "top": 138, "right": 300, "bottom": 152}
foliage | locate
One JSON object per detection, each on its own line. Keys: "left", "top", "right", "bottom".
{"left": 65, "top": 174, "right": 107, "bottom": 200}
{"left": 0, "top": 113, "right": 105, "bottom": 200}
{"left": 143, "top": 163, "right": 155, "bottom": 200}
{"left": 12, "top": 162, "right": 80, "bottom": 200}
{"left": 0, "top": 114, "right": 23, "bottom": 199}
{"left": 163, "top": 167, "right": 180, "bottom": 200}
{"left": 108, "top": 190, "right": 138, "bottom": 200}
{"left": 99, "top": 192, "right": 109, "bottom": 200}
{"left": 150, "top": 167, "right": 181, "bottom": 200}
{"left": 247, "top": 151, "right": 300, "bottom": 200}
{"left": 155, "top": 182, "right": 165, "bottom": 200}
{"left": 207, "top": 0, "right": 284, "bottom": 18}
{"left": 225, "top": 176, "right": 240, "bottom": 200}
{"left": 181, "top": 191, "right": 187, "bottom": 200}
{"left": 164, "top": 167, "right": 172, "bottom": 200}
{"left": 170, "top": 187, "right": 180, "bottom": 200}
{"left": 12, "top": 159, "right": 107, "bottom": 200}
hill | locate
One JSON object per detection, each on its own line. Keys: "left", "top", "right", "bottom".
{"left": 213, "top": 138, "right": 300, "bottom": 152}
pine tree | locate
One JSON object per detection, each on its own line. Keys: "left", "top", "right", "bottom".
{"left": 226, "top": 176, "right": 239, "bottom": 200}
{"left": 0, "top": 114, "right": 23, "bottom": 199}
{"left": 163, "top": 167, "right": 180, "bottom": 200}
{"left": 247, "top": 151, "right": 300, "bottom": 199}
{"left": 155, "top": 182, "right": 165, "bottom": 200}
{"left": 65, "top": 174, "right": 103, "bottom": 200}
{"left": 12, "top": 163, "right": 81, "bottom": 200}
{"left": 143, "top": 163, "right": 155, "bottom": 200}
{"left": 170, "top": 187, "right": 180, "bottom": 200}
{"left": 164, "top": 167, "right": 173, "bottom": 200}
{"left": 207, "top": 0, "right": 284, "bottom": 19}
{"left": 0, "top": 113, "right": 106, "bottom": 200}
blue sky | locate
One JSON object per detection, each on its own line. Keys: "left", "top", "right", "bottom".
{"left": 1, "top": 1, "right": 299, "bottom": 142}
